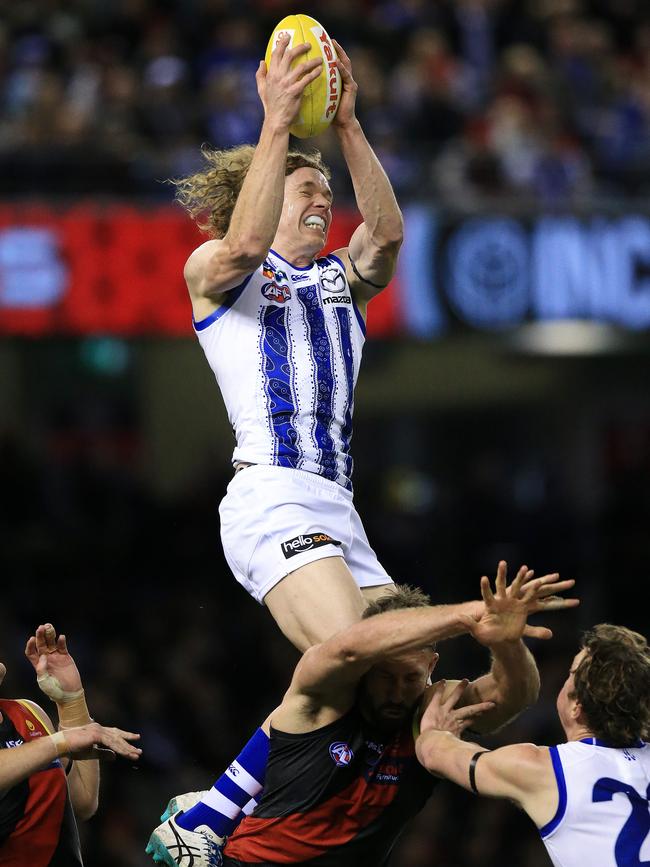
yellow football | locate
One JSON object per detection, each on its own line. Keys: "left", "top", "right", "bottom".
{"left": 265, "top": 14, "right": 342, "bottom": 139}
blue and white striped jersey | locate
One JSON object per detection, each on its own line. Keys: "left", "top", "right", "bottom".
{"left": 194, "top": 249, "right": 365, "bottom": 491}
{"left": 540, "top": 738, "right": 650, "bottom": 867}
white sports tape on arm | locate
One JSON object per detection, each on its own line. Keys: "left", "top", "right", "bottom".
{"left": 37, "top": 675, "right": 92, "bottom": 728}
{"left": 37, "top": 673, "right": 84, "bottom": 703}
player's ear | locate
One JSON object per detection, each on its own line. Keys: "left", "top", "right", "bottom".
{"left": 572, "top": 699, "right": 586, "bottom": 723}
{"left": 427, "top": 652, "right": 440, "bottom": 685}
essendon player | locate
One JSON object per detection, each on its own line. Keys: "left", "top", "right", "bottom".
{"left": 175, "top": 563, "right": 577, "bottom": 866}
{"left": 1, "top": 624, "right": 141, "bottom": 866}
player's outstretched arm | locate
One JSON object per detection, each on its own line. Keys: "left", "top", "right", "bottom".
{"left": 290, "top": 561, "right": 577, "bottom": 707}
{"left": 186, "top": 36, "right": 324, "bottom": 300}
{"left": 0, "top": 714, "right": 141, "bottom": 796}
{"left": 415, "top": 681, "right": 556, "bottom": 828}
{"left": 331, "top": 39, "right": 404, "bottom": 304}
{"left": 448, "top": 562, "right": 579, "bottom": 733}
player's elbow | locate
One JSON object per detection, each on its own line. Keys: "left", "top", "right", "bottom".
{"left": 515, "top": 666, "right": 541, "bottom": 709}
{"left": 73, "top": 794, "right": 99, "bottom": 822}
{"left": 376, "top": 212, "right": 404, "bottom": 250}
{"left": 225, "top": 234, "right": 268, "bottom": 271}
{"left": 488, "top": 678, "right": 540, "bottom": 734}
{"left": 328, "top": 636, "right": 366, "bottom": 668}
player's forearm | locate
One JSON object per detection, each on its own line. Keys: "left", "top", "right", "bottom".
{"left": 0, "top": 735, "right": 62, "bottom": 791}
{"left": 68, "top": 759, "right": 99, "bottom": 820}
{"left": 415, "top": 729, "right": 477, "bottom": 791}
{"left": 55, "top": 691, "right": 99, "bottom": 819}
{"left": 335, "top": 601, "right": 482, "bottom": 665}
{"left": 335, "top": 120, "right": 403, "bottom": 247}
{"left": 225, "top": 122, "right": 290, "bottom": 263}
{"left": 474, "top": 641, "right": 540, "bottom": 732}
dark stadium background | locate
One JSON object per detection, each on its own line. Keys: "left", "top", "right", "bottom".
{"left": 1, "top": 1, "right": 649, "bottom": 864}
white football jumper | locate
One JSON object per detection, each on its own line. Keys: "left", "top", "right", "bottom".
{"left": 194, "top": 249, "right": 365, "bottom": 491}
{"left": 540, "top": 738, "right": 650, "bottom": 867}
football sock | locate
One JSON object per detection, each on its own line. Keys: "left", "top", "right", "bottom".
{"left": 175, "top": 728, "right": 269, "bottom": 836}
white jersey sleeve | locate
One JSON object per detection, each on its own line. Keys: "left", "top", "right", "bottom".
{"left": 193, "top": 249, "right": 366, "bottom": 490}
{"left": 541, "top": 738, "right": 650, "bottom": 867}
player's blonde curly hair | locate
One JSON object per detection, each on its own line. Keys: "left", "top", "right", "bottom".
{"left": 171, "top": 144, "right": 331, "bottom": 238}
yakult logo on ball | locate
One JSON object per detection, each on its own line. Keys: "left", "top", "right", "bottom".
{"left": 317, "top": 30, "right": 340, "bottom": 118}
{"left": 266, "top": 15, "right": 340, "bottom": 138}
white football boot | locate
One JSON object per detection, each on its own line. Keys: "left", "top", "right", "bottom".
{"left": 146, "top": 808, "right": 225, "bottom": 867}
{"left": 160, "top": 791, "right": 208, "bottom": 823}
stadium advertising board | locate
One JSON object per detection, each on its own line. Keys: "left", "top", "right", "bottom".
{"left": 1, "top": 203, "right": 649, "bottom": 337}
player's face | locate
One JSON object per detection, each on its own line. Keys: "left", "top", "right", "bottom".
{"left": 0, "top": 662, "right": 6, "bottom": 689}
{"left": 556, "top": 648, "right": 586, "bottom": 730}
{"left": 277, "top": 167, "right": 333, "bottom": 252}
{"left": 358, "top": 651, "right": 436, "bottom": 733}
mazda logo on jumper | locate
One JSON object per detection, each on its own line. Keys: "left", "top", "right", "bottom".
{"left": 323, "top": 295, "right": 351, "bottom": 305}
{"left": 281, "top": 532, "right": 341, "bottom": 559}
{"left": 320, "top": 267, "right": 346, "bottom": 293}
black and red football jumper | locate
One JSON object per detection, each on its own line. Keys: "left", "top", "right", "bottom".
{"left": 223, "top": 707, "right": 437, "bottom": 866}
{"left": 0, "top": 698, "right": 83, "bottom": 866}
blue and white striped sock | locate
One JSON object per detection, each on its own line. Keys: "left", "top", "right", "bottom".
{"left": 175, "top": 728, "right": 269, "bottom": 837}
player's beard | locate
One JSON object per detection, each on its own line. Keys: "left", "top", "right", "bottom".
{"left": 359, "top": 693, "right": 422, "bottom": 734}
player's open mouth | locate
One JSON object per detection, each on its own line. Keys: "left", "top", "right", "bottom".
{"left": 303, "top": 216, "right": 326, "bottom": 231}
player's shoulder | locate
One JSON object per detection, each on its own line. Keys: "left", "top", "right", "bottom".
{"left": 184, "top": 239, "right": 223, "bottom": 277}
{"left": 16, "top": 698, "right": 57, "bottom": 734}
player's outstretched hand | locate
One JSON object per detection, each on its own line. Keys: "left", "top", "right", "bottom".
{"left": 25, "top": 624, "right": 83, "bottom": 700}
{"left": 58, "top": 722, "right": 142, "bottom": 762}
{"left": 461, "top": 561, "right": 579, "bottom": 646}
{"left": 420, "top": 679, "right": 495, "bottom": 738}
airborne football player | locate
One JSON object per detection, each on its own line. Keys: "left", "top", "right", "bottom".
{"left": 147, "top": 17, "right": 406, "bottom": 865}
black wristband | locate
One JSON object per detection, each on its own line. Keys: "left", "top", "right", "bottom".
{"left": 468, "top": 750, "right": 488, "bottom": 794}
{"left": 348, "top": 253, "right": 388, "bottom": 290}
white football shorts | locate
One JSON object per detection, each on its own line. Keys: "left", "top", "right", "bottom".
{"left": 219, "top": 464, "right": 392, "bottom": 603}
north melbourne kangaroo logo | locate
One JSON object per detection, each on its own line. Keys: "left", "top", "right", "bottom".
{"left": 320, "top": 267, "right": 346, "bottom": 293}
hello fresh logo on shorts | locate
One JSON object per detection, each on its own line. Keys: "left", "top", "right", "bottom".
{"left": 281, "top": 532, "right": 341, "bottom": 559}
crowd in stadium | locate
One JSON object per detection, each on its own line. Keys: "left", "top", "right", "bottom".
{"left": 0, "top": 0, "right": 649, "bottom": 203}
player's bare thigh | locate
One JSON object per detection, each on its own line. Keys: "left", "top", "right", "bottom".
{"left": 264, "top": 557, "right": 395, "bottom": 652}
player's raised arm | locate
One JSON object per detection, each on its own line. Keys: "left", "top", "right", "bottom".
{"left": 288, "top": 563, "right": 576, "bottom": 704}
{"left": 181, "top": 37, "right": 323, "bottom": 303}
{"left": 330, "top": 39, "right": 404, "bottom": 307}
{"left": 25, "top": 623, "right": 141, "bottom": 820}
